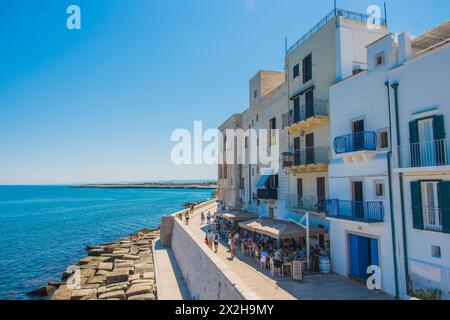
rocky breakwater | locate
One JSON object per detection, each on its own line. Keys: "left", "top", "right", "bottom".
{"left": 30, "top": 228, "right": 159, "bottom": 300}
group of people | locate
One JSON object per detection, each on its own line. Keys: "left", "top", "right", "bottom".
{"left": 239, "top": 230, "right": 310, "bottom": 275}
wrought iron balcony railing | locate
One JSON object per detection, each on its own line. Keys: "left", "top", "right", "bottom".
{"left": 293, "top": 146, "right": 330, "bottom": 166}
{"left": 282, "top": 99, "right": 329, "bottom": 128}
{"left": 287, "top": 195, "right": 325, "bottom": 213}
{"left": 398, "top": 138, "right": 449, "bottom": 168}
{"left": 323, "top": 199, "right": 384, "bottom": 223}
{"left": 334, "top": 131, "right": 377, "bottom": 154}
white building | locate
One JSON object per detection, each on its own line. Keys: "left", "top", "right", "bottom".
{"left": 389, "top": 21, "right": 450, "bottom": 300}
{"left": 328, "top": 20, "right": 450, "bottom": 299}
{"left": 280, "top": 9, "right": 388, "bottom": 242}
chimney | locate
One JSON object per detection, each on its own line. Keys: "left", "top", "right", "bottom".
{"left": 398, "top": 31, "right": 412, "bottom": 64}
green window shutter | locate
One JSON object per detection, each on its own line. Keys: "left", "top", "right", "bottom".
{"left": 438, "top": 181, "right": 450, "bottom": 234}
{"left": 410, "top": 181, "right": 424, "bottom": 230}
{"left": 409, "top": 120, "right": 420, "bottom": 166}
{"left": 409, "top": 120, "right": 419, "bottom": 143}
{"left": 433, "top": 115, "right": 445, "bottom": 140}
{"left": 433, "top": 115, "right": 447, "bottom": 165}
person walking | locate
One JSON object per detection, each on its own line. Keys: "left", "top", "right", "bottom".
{"left": 206, "top": 212, "right": 211, "bottom": 224}
{"left": 184, "top": 211, "right": 190, "bottom": 225}
{"left": 207, "top": 230, "right": 214, "bottom": 250}
{"left": 229, "top": 234, "right": 236, "bottom": 259}
{"left": 200, "top": 212, "right": 205, "bottom": 224}
{"left": 212, "top": 232, "right": 220, "bottom": 253}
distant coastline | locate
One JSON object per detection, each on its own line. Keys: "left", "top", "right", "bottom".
{"left": 72, "top": 183, "right": 217, "bottom": 190}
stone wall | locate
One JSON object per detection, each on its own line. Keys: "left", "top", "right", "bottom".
{"left": 171, "top": 220, "right": 245, "bottom": 300}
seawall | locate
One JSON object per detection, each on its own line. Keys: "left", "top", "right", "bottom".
{"left": 160, "top": 200, "right": 259, "bottom": 300}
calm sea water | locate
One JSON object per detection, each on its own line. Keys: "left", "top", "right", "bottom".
{"left": 0, "top": 186, "right": 213, "bottom": 299}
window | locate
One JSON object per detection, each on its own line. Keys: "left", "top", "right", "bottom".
{"left": 256, "top": 114, "right": 259, "bottom": 122}
{"left": 378, "top": 129, "right": 389, "bottom": 149}
{"left": 431, "top": 245, "right": 441, "bottom": 258}
{"left": 245, "top": 136, "right": 248, "bottom": 148}
{"left": 374, "top": 181, "right": 385, "bottom": 199}
{"left": 252, "top": 168, "right": 254, "bottom": 176}
{"left": 254, "top": 90, "right": 258, "bottom": 98}
{"left": 375, "top": 52, "right": 385, "bottom": 67}
{"left": 302, "top": 53, "right": 312, "bottom": 83}
{"left": 256, "top": 166, "right": 259, "bottom": 174}
{"left": 293, "top": 64, "right": 300, "bottom": 79}
{"left": 421, "top": 182, "right": 441, "bottom": 232}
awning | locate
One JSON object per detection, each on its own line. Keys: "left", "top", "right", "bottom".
{"left": 221, "top": 211, "right": 259, "bottom": 222}
{"left": 238, "top": 218, "right": 325, "bottom": 240}
{"left": 255, "top": 167, "right": 275, "bottom": 188}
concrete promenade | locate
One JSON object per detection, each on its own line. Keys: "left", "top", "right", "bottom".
{"left": 155, "top": 201, "right": 393, "bottom": 300}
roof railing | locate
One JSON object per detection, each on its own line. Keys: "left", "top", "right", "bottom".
{"left": 286, "top": 8, "right": 387, "bottom": 55}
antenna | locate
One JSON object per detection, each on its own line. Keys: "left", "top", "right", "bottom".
{"left": 384, "top": 1, "right": 388, "bottom": 26}
{"left": 334, "top": 0, "right": 337, "bottom": 14}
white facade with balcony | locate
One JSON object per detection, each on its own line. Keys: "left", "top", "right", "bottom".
{"left": 388, "top": 22, "right": 450, "bottom": 300}
{"left": 327, "top": 32, "right": 399, "bottom": 297}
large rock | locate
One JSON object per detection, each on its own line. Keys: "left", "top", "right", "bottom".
{"left": 86, "top": 276, "right": 105, "bottom": 285}
{"left": 106, "top": 270, "right": 129, "bottom": 285}
{"left": 126, "top": 284, "right": 153, "bottom": 298}
{"left": 70, "top": 289, "right": 97, "bottom": 300}
{"left": 122, "top": 254, "right": 140, "bottom": 261}
{"left": 142, "top": 272, "right": 155, "bottom": 280}
{"left": 98, "top": 290, "right": 126, "bottom": 300}
{"left": 98, "top": 262, "right": 113, "bottom": 271}
{"left": 97, "top": 282, "right": 129, "bottom": 295}
{"left": 51, "top": 285, "right": 72, "bottom": 300}
{"left": 127, "top": 293, "right": 155, "bottom": 300}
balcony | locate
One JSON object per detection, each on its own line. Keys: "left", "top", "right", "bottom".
{"left": 287, "top": 195, "right": 325, "bottom": 216}
{"left": 257, "top": 188, "right": 278, "bottom": 200}
{"left": 419, "top": 206, "right": 445, "bottom": 232}
{"left": 323, "top": 199, "right": 384, "bottom": 223}
{"left": 283, "top": 146, "right": 330, "bottom": 173}
{"left": 398, "top": 138, "right": 449, "bottom": 169}
{"left": 282, "top": 99, "right": 329, "bottom": 132}
{"left": 333, "top": 131, "right": 377, "bottom": 163}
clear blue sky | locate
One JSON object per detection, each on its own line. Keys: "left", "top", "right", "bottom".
{"left": 0, "top": 0, "right": 448, "bottom": 184}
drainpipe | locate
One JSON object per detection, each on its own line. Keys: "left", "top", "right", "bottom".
{"left": 384, "top": 81, "right": 400, "bottom": 298}
{"left": 391, "top": 82, "right": 410, "bottom": 296}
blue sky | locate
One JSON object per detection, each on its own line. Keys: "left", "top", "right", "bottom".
{"left": 0, "top": 0, "right": 448, "bottom": 184}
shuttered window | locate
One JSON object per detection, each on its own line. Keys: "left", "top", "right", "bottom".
{"left": 293, "top": 64, "right": 300, "bottom": 79}
{"left": 438, "top": 181, "right": 450, "bottom": 234}
{"left": 410, "top": 181, "right": 424, "bottom": 230}
{"left": 303, "top": 53, "right": 312, "bottom": 83}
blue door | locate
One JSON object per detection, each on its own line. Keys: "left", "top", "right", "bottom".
{"left": 348, "top": 234, "right": 379, "bottom": 280}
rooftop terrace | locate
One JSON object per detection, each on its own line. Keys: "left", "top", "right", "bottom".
{"left": 287, "top": 8, "right": 388, "bottom": 55}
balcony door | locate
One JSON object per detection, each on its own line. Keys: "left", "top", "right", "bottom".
{"left": 421, "top": 182, "right": 441, "bottom": 232}
{"left": 418, "top": 118, "right": 436, "bottom": 166}
{"left": 352, "top": 119, "right": 365, "bottom": 151}
{"left": 297, "top": 178, "right": 303, "bottom": 209}
{"left": 352, "top": 181, "right": 364, "bottom": 219}
{"left": 306, "top": 133, "right": 315, "bottom": 164}
{"left": 305, "top": 90, "right": 314, "bottom": 119}
{"left": 317, "top": 177, "right": 325, "bottom": 212}
{"left": 294, "top": 137, "right": 301, "bottom": 165}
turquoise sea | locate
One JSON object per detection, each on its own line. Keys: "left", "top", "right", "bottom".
{"left": 0, "top": 186, "right": 213, "bottom": 299}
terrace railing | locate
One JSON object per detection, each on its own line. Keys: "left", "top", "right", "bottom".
{"left": 287, "top": 8, "right": 387, "bottom": 55}
{"left": 287, "top": 195, "right": 325, "bottom": 213}
{"left": 334, "top": 131, "right": 377, "bottom": 154}
{"left": 293, "top": 146, "right": 330, "bottom": 166}
{"left": 323, "top": 199, "right": 384, "bottom": 223}
{"left": 398, "top": 138, "right": 449, "bottom": 168}
{"left": 282, "top": 99, "right": 329, "bottom": 128}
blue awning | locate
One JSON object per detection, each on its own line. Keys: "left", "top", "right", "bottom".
{"left": 255, "top": 167, "right": 275, "bottom": 188}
